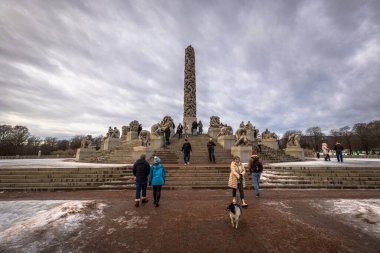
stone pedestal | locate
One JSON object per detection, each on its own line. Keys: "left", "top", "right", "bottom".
{"left": 150, "top": 135, "right": 165, "bottom": 149}
{"left": 183, "top": 117, "right": 197, "bottom": 134}
{"left": 208, "top": 127, "right": 221, "bottom": 139}
{"left": 132, "top": 146, "right": 155, "bottom": 161}
{"left": 127, "top": 131, "right": 138, "bottom": 142}
{"left": 285, "top": 146, "right": 305, "bottom": 160}
{"left": 217, "top": 135, "right": 235, "bottom": 150}
{"left": 103, "top": 137, "right": 122, "bottom": 151}
{"left": 231, "top": 146, "right": 252, "bottom": 163}
{"left": 38, "top": 150, "right": 41, "bottom": 157}
{"left": 261, "top": 138, "right": 279, "bottom": 150}
{"left": 76, "top": 148, "right": 96, "bottom": 161}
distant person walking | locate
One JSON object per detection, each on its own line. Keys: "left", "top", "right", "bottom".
{"left": 133, "top": 154, "right": 151, "bottom": 207}
{"left": 192, "top": 121, "right": 198, "bottom": 135}
{"left": 207, "top": 138, "right": 216, "bottom": 163}
{"left": 334, "top": 142, "right": 344, "bottom": 163}
{"left": 198, "top": 120, "right": 203, "bottom": 135}
{"left": 181, "top": 139, "right": 192, "bottom": 165}
{"left": 184, "top": 122, "right": 189, "bottom": 138}
{"left": 322, "top": 143, "right": 331, "bottom": 161}
{"left": 176, "top": 123, "right": 183, "bottom": 139}
{"left": 164, "top": 126, "right": 171, "bottom": 146}
{"left": 228, "top": 156, "right": 248, "bottom": 208}
{"left": 149, "top": 156, "right": 166, "bottom": 207}
{"left": 248, "top": 152, "right": 263, "bottom": 198}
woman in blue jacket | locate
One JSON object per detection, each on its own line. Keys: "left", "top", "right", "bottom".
{"left": 149, "top": 156, "right": 166, "bottom": 207}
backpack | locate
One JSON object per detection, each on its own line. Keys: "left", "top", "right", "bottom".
{"left": 250, "top": 158, "right": 263, "bottom": 173}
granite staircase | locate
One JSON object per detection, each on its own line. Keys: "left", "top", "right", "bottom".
{"left": 84, "top": 139, "right": 141, "bottom": 163}
{"left": 257, "top": 145, "right": 301, "bottom": 164}
{"left": 1, "top": 164, "right": 379, "bottom": 191}
{"left": 150, "top": 134, "right": 233, "bottom": 164}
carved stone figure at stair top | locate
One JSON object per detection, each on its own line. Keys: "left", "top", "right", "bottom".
{"left": 106, "top": 126, "right": 113, "bottom": 138}
{"left": 129, "top": 120, "right": 140, "bottom": 132}
{"left": 262, "top": 128, "right": 276, "bottom": 139}
{"left": 234, "top": 133, "right": 249, "bottom": 146}
{"left": 217, "top": 124, "right": 233, "bottom": 137}
{"left": 245, "top": 121, "right": 255, "bottom": 131}
{"left": 139, "top": 130, "right": 151, "bottom": 147}
{"left": 234, "top": 125, "right": 248, "bottom": 146}
{"left": 287, "top": 134, "right": 301, "bottom": 148}
{"left": 239, "top": 121, "right": 245, "bottom": 128}
{"left": 122, "top": 125, "right": 131, "bottom": 136}
{"left": 209, "top": 116, "right": 222, "bottom": 128}
{"left": 80, "top": 135, "right": 93, "bottom": 148}
{"left": 111, "top": 127, "right": 120, "bottom": 138}
{"left": 151, "top": 116, "right": 174, "bottom": 136}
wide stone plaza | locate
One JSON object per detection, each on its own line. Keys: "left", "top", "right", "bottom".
{"left": 0, "top": 158, "right": 379, "bottom": 252}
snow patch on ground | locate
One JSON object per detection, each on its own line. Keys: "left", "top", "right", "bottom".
{"left": 312, "top": 199, "right": 380, "bottom": 238}
{"left": 0, "top": 200, "right": 106, "bottom": 253}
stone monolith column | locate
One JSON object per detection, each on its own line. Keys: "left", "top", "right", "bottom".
{"left": 183, "top": 45, "right": 197, "bottom": 129}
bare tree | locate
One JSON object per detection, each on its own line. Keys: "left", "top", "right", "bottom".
{"left": 305, "top": 126, "right": 324, "bottom": 152}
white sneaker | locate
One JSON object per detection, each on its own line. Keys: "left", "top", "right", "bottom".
{"left": 187, "top": 162, "right": 190, "bottom": 165}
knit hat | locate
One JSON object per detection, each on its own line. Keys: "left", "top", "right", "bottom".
{"left": 251, "top": 150, "right": 258, "bottom": 158}
{"left": 154, "top": 156, "right": 160, "bottom": 163}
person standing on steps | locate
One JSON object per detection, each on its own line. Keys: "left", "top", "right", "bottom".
{"left": 192, "top": 121, "right": 198, "bottom": 135}
{"left": 248, "top": 151, "right": 263, "bottom": 197}
{"left": 322, "top": 142, "right": 331, "bottom": 161}
{"left": 198, "top": 120, "right": 203, "bottom": 135}
{"left": 149, "top": 156, "right": 166, "bottom": 207}
{"left": 133, "top": 154, "right": 151, "bottom": 207}
{"left": 181, "top": 138, "right": 192, "bottom": 165}
{"left": 334, "top": 142, "right": 344, "bottom": 163}
{"left": 206, "top": 138, "right": 216, "bottom": 163}
{"left": 228, "top": 156, "right": 248, "bottom": 207}
{"left": 176, "top": 123, "right": 183, "bottom": 139}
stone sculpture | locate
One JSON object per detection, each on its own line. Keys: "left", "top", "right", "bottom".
{"left": 139, "top": 130, "right": 151, "bottom": 147}
{"left": 80, "top": 135, "right": 93, "bottom": 148}
{"left": 234, "top": 125, "right": 249, "bottom": 146}
{"left": 183, "top": 45, "right": 196, "bottom": 118}
{"left": 151, "top": 116, "right": 174, "bottom": 136}
{"left": 287, "top": 134, "right": 301, "bottom": 148}
{"left": 122, "top": 125, "right": 130, "bottom": 136}
{"left": 209, "top": 116, "right": 222, "bottom": 128}
{"left": 217, "top": 124, "right": 233, "bottom": 137}
{"left": 129, "top": 120, "right": 140, "bottom": 132}
{"left": 111, "top": 127, "right": 120, "bottom": 138}
{"left": 262, "top": 128, "right": 277, "bottom": 139}
{"left": 105, "top": 126, "right": 113, "bottom": 138}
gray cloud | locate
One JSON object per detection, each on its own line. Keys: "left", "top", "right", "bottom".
{"left": 0, "top": 0, "right": 379, "bottom": 138}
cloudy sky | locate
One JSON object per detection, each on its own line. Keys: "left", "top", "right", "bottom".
{"left": 1, "top": 0, "right": 379, "bottom": 139}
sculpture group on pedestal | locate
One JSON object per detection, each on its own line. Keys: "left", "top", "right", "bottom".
{"left": 80, "top": 135, "right": 93, "bottom": 149}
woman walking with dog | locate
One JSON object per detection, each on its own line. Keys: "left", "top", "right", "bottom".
{"left": 228, "top": 156, "right": 248, "bottom": 208}
{"left": 149, "top": 156, "right": 166, "bottom": 207}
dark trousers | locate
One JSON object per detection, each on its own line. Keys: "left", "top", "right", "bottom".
{"left": 208, "top": 148, "right": 215, "bottom": 162}
{"left": 153, "top": 185, "right": 162, "bottom": 204}
{"left": 184, "top": 152, "right": 191, "bottom": 164}
{"left": 336, "top": 151, "right": 343, "bottom": 162}
{"left": 135, "top": 180, "right": 147, "bottom": 200}
{"left": 232, "top": 180, "right": 245, "bottom": 200}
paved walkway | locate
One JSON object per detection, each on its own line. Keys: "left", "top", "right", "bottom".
{"left": 1, "top": 189, "right": 379, "bottom": 252}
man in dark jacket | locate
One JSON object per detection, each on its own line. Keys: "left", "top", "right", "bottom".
{"left": 133, "top": 154, "right": 151, "bottom": 207}
{"left": 206, "top": 138, "right": 216, "bottom": 163}
{"left": 248, "top": 152, "right": 263, "bottom": 197}
{"left": 334, "top": 142, "right": 344, "bottom": 163}
{"left": 181, "top": 139, "right": 192, "bottom": 165}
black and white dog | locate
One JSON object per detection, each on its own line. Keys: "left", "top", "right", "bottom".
{"left": 226, "top": 203, "right": 242, "bottom": 229}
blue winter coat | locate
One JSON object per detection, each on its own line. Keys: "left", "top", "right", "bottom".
{"left": 149, "top": 163, "right": 166, "bottom": 186}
